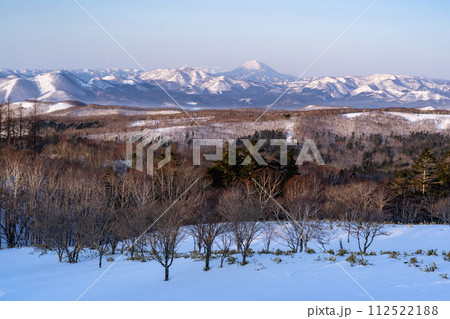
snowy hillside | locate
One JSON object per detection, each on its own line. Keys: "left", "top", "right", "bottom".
{"left": 288, "top": 74, "right": 450, "bottom": 106}
{"left": 0, "top": 224, "right": 449, "bottom": 300}
{"left": 1, "top": 63, "right": 450, "bottom": 109}
{"left": 140, "top": 67, "right": 251, "bottom": 94}
{"left": 342, "top": 111, "right": 450, "bottom": 130}
{"left": 10, "top": 101, "right": 76, "bottom": 115}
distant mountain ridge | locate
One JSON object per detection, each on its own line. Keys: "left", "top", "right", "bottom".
{"left": 1, "top": 61, "right": 449, "bottom": 110}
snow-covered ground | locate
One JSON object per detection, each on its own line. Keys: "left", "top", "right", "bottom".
{"left": 0, "top": 224, "right": 449, "bottom": 301}
{"left": 11, "top": 101, "right": 75, "bottom": 115}
{"left": 301, "top": 105, "right": 350, "bottom": 111}
{"left": 342, "top": 111, "right": 450, "bottom": 130}
{"left": 385, "top": 112, "right": 450, "bottom": 129}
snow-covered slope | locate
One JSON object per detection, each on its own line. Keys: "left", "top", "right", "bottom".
{"left": 0, "top": 70, "right": 95, "bottom": 102}
{"left": 340, "top": 111, "right": 450, "bottom": 133}
{"left": 33, "top": 70, "right": 96, "bottom": 101}
{"left": 0, "top": 224, "right": 449, "bottom": 300}
{"left": 10, "top": 101, "right": 76, "bottom": 115}
{"left": 0, "top": 75, "right": 40, "bottom": 101}
{"left": 289, "top": 74, "right": 450, "bottom": 107}
{"left": 1, "top": 64, "right": 450, "bottom": 109}
{"left": 386, "top": 112, "right": 450, "bottom": 129}
{"left": 140, "top": 66, "right": 252, "bottom": 94}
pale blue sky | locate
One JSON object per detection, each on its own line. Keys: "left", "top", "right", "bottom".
{"left": 1, "top": 0, "right": 449, "bottom": 78}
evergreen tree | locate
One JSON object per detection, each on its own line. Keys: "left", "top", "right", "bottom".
{"left": 437, "top": 150, "right": 450, "bottom": 196}
{"left": 411, "top": 148, "right": 439, "bottom": 195}
{"left": 389, "top": 169, "right": 411, "bottom": 199}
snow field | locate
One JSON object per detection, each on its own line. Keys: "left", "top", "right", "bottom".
{"left": 0, "top": 224, "right": 449, "bottom": 301}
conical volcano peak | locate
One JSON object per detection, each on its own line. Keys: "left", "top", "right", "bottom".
{"left": 241, "top": 60, "right": 266, "bottom": 70}
{"left": 219, "top": 60, "right": 295, "bottom": 83}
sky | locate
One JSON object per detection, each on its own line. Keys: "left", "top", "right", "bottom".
{"left": 1, "top": 0, "right": 449, "bottom": 79}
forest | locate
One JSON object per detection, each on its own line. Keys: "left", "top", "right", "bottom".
{"left": 0, "top": 101, "right": 449, "bottom": 281}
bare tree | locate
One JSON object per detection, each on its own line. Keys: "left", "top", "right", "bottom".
{"left": 28, "top": 102, "right": 41, "bottom": 152}
{"left": 18, "top": 107, "right": 24, "bottom": 148}
{"left": 112, "top": 171, "right": 153, "bottom": 258}
{"left": 218, "top": 186, "right": 264, "bottom": 265}
{"left": 262, "top": 222, "right": 277, "bottom": 251}
{"left": 252, "top": 169, "right": 283, "bottom": 210}
{"left": 57, "top": 167, "right": 103, "bottom": 263}
{"left": 4, "top": 99, "right": 15, "bottom": 145}
{"left": 146, "top": 201, "right": 188, "bottom": 281}
{"left": 434, "top": 196, "right": 450, "bottom": 226}
{"left": 22, "top": 156, "right": 46, "bottom": 246}
{"left": 197, "top": 210, "right": 226, "bottom": 271}
{"left": 347, "top": 183, "right": 388, "bottom": 253}
{"left": 217, "top": 229, "right": 232, "bottom": 268}
{"left": 277, "top": 176, "right": 325, "bottom": 253}
{"left": 147, "top": 165, "right": 204, "bottom": 281}
{"left": 38, "top": 164, "right": 73, "bottom": 262}
{"left": 252, "top": 170, "right": 283, "bottom": 252}
{"left": 330, "top": 183, "right": 378, "bottom": 243}
{"left": 0, "top": 150, "right": 29, "bottom": 247}
{"left": 87, "top": 204, "right": 114, "bottom": 268}
{"left": 279, "top": 197, "right": 321, "bottom": 253}
{"left": 188, "top": 222, "right": 204, "bottom": 254}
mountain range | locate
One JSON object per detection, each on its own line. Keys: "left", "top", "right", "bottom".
{"left": 1, "top": 61, "right": 449, "bottom": 110}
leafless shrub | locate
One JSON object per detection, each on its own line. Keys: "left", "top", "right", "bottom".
{"left": 218, "top": 186, "right": 264, "bottom": 265}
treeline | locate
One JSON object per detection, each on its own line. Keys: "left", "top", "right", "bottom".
{"left": 0, "top": 100, "right": 41, "bottom": 150}
{"left": 388, "top": 148, "right": 450, "bottom": 223}
{"left": 315, "top": 130, "right": 449, "bottom": 174}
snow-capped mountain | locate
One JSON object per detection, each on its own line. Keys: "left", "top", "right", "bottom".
{"left": 140, "top": 66, "right": 252, "bottom": 94}
{"left": 287, "top": 74, "right": 450, "bottom": 107}
{"left": 219, "top": 60, "right": 295, "bottom": 83}
{"left": 33, "top": 70, "right": 96, "bottom": 101}
{"left": 1, "top": 62, "right": 449, "bottom": 109}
